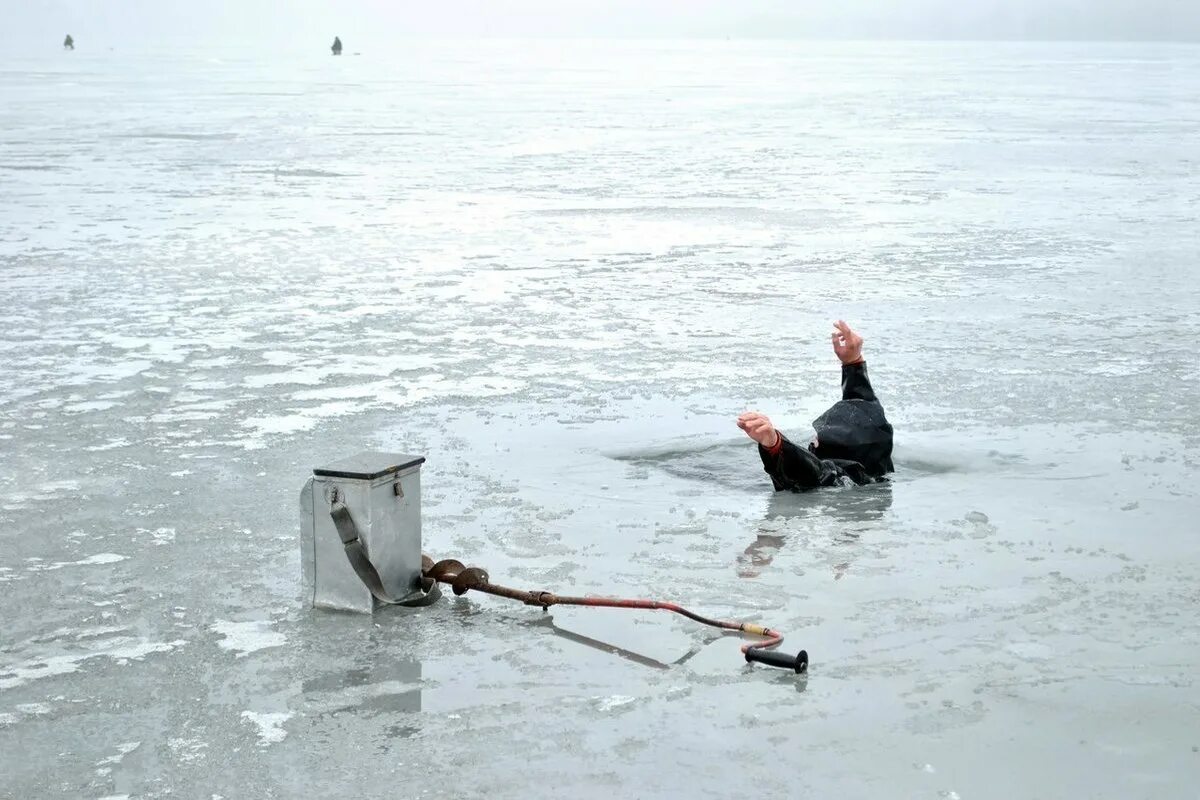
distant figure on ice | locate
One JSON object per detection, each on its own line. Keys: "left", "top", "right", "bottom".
{"left": 331, "top": 36, "right": 343, "bottom": 56}
{"left": 63, "top": 34, "right": 74, "bottom": 50}
{"left": 738, "top": 321, "right": 894, "bottom": 491}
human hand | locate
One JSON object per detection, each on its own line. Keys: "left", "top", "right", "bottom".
{"left": 737, "top": 411, "right": 780, "bottom": 448}
{"left": 831, "top": 320, "right": 864, "bottom": 365}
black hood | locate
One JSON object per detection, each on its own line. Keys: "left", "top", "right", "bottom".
{"left": 810, "top": 399, "right": 894, "bottom": 477}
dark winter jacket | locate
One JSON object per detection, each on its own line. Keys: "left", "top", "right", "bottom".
{"left": 757, "top": 361, "right": 894, "bottom": 491}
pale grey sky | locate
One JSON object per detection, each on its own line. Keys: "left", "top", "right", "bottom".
{"left": 4, "top": 0, "right": 1197, "bottom": 49}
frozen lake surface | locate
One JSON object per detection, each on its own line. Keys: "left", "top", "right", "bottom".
{"left": 1, "top": 39, "right": 1198, "bottom": 799}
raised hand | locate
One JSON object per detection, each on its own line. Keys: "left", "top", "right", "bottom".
{"left": 832, "top": 320, "right": 864, "bottom": 365}
{"left": 737, "top": 411, "right": 780, "bottom": 448}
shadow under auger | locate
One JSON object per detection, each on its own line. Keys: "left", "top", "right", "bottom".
{"left": 300, "top": 451, "right": 808, "bottom": 675}
{"left": 421, "top": 556, "right": 808, "bottom": 673}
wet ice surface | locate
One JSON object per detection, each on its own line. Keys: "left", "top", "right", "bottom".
{"left": 2, "top": 40, "right": 1199, "bottom": 798}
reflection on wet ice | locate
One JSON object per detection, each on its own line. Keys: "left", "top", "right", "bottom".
{"left": 739, "top": 483, "right": 894, "bottom": 579}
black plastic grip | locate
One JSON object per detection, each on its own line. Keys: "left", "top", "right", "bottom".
{"left": 745, "top": 647, "right": 808, "bottom": 673}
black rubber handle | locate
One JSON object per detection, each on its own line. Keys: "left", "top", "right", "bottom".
{"left": 745, "top": 647, "right": 808, "bottom": 673}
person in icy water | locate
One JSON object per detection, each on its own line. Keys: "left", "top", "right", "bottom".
{"left": 737, "top": 320, "right": 894, "bottom": 490}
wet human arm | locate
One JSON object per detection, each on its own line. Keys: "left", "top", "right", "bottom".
{"left": 737, "top": 411, "right": 780, "bottom": 449}
{"left": 739, "top": 412, "right": 823, "bottom": 490}
{"left": 840, "top": 361, "right": 879, "bottom": 403}
{"left": 758, "top": 432, "right": 825, "bottom": 491}
{"left": 832, "top": 320, "right": 880, "bottom": 402}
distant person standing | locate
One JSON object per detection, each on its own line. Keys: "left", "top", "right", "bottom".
{"left": 331, "top": 36, "right": 343, "bottom": 56}
{"left": 63, "top": 34, "right": 74, "bottom": 50}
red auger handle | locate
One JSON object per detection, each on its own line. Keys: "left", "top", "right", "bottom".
{"left": 745, "top": 647, "right": 809, "bottom": 673}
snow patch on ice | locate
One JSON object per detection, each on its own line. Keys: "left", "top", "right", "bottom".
{"left": 140, "top": 526, "right": 176, "bottom": 545}
{"left": 241, "top": 711, "right": 292, "bottom": 745}
{"left": 0, "top": 638, "right": 185, "bottom": 690}
{"left": 168, "top": 736, "right": 209, "bottom": 764}
{"left": 97, "top": 740, "right": 141, "bottom": 766}
{"left": 590, "top": 695, "right": 639, "bottom": 714}
{"left": 211, "top": 620, "right": 285, "bottom": 657}
{"left": 27, "top": 552, "right": 127, "bottom": 572}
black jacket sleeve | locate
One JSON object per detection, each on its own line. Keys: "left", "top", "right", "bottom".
{"left": 841, "top": 361, "right": 879, "bottom": 403}
{"left": 758, "top": 433, "right": 825, "bottom": 491}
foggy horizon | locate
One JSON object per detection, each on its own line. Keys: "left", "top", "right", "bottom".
{"left": 4, "top": 0, "right": 1199, "bottom": 50}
